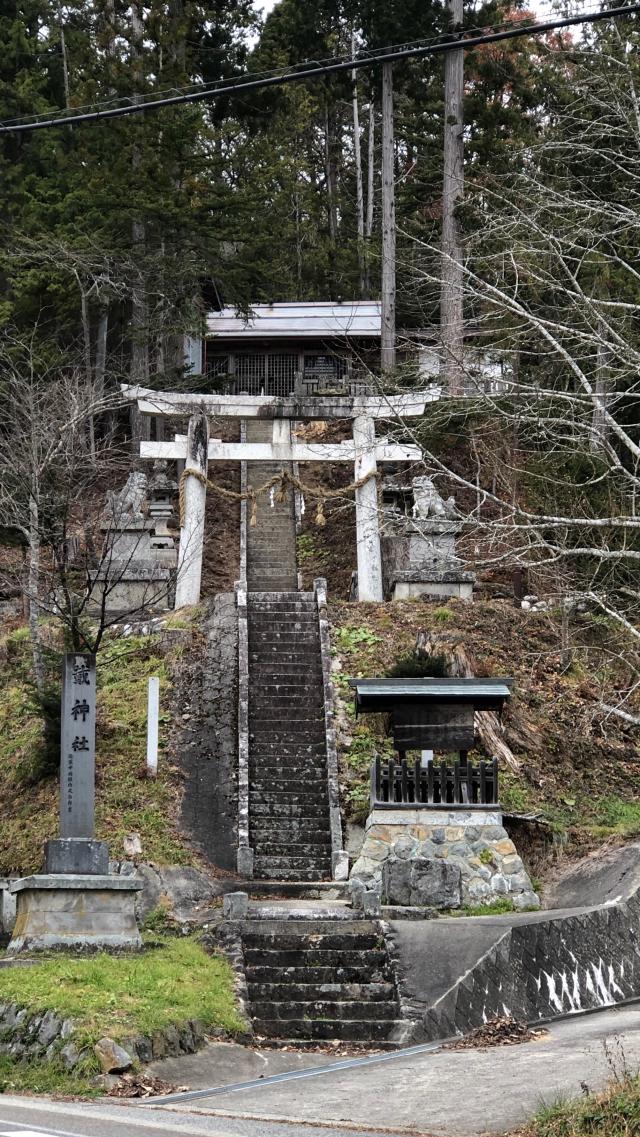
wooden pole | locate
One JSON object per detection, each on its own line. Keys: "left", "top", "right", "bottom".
{"left": 440, "top": 0, "right": 465, "bottom": 395}
{"left": 381, "top": 62, "right": 396, "bottom": 373}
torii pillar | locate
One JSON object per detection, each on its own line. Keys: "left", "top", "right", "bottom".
{"left": 174, "top": 411, "right": 209, "bottom": 609}
{"left": 353, "top": 416, "right": 383, "bottom": 602}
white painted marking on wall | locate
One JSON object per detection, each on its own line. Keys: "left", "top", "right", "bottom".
{"left": 544, "top": 971, "right": 563, "bottom": 1013}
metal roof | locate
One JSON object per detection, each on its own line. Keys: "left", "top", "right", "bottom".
{"left": 349, "top": 677, "right": 513, "bottom": 713}
{"left": 207, "top": 301, "right": 382, "bottom": 340}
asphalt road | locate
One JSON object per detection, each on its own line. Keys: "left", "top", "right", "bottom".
{"left": 1, "top": 1004, "right": 640, "bottom": 1137}
{"left": 0, "top": 1098, "right": 395, "bottom": 1137}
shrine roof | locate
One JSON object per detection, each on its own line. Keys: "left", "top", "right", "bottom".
{"left": 206, "top": 301, "right": 381, "bottom": 339}
{"left": 349, "top": 677, "right": 513, "bottom": 714}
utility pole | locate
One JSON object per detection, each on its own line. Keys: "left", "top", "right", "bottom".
{"left": 380, "top": 61, "right": 396, "bottom": 373}
{"left": 440, "top": 0, "right": 465, "bottom": 395}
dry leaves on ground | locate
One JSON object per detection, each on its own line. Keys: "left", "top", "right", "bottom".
{"left": 445, "top": 1016, "right": 548, "bottom": 1050}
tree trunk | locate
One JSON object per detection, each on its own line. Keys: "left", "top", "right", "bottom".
{"left": 440, "top": 0, "right": 465, "bottom": 395}
{"left": 415, "top": 631, "right": 521, "bottom": 773}
{"left": 27, "top": 494, "right": 46, "bottom": 699}
{"left": 324, "top": 103, "right": 339, "bottom": 297}
{"left": 130, "top": 0, "right": 149, "bottom": 453}
{"left": 351, "top": 34, "right": 365, "bottom": 297}
{"left": 591, "top": 317, "right": 612, "bottom": 451}
{"left": 381, "top": 62, "right": 396, "bottom": 372}
{"left": 80, "top": 290, "right": 96, "bottom": 464}
{"left": 365, "top": 98, "right": 375, "bottom": 295}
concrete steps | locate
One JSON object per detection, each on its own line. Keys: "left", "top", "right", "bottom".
{"left": 242, "top": 919, "right": 404, "bottom": 1046}
{"left": 247, "top": 590, "right": 332, "bottom": 883}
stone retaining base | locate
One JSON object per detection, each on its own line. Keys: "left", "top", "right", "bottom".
{"left": 7, "top": 875, "right": 143, "bottom": 954}
{"left": 350, "top": 809, "right": 539, "bottom": 910}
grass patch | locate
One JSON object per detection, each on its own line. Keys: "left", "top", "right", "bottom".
{"left": 585, "top": 796, "right": 640, "bottom": 840}
{"left": 0, "top": 1055, "right": 100, "bottom": 1096}
{"left": 446, "top": 897, "right": 517, "bottom": 917}
{"left": 0, "top": 626, "right": 192, "bottom": 874}
{"left": 0, "top": 937, "right": 243, "bottom": 1047}
{"left": 518, "top": 1073, "right": 640, "bottom": 1136}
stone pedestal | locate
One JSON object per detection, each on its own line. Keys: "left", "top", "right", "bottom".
{"left": 7, "top": 875, "right": 143, "bottom": 954}
{"left": 350, "top": 809, "right": 539, "bottom": 910}
{"left": 45, "top": 838, "right": 109, "bottom": 876}
{"left": 381, "top": 475, "right": 475, "bottom": 602}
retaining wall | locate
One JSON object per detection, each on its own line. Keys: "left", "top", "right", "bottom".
{"left": 418, "top": 891, "right": 640, "bottom": 1040}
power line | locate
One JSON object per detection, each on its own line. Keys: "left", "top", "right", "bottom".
{"left": 1, "top": 3, "right": 639, "bottom": 135}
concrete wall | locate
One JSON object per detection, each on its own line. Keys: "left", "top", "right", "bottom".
{"left": 389, "top": 892, "right": 640, "bottom": 1041}
{"left": 177, "top": 594, "right": 239, "bottom": 871}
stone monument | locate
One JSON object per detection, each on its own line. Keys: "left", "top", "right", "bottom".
{"left": 7, "top": 653, "right": 142, "bottom": 954}
{"left": 381, "top": 475, "right": 475, "bottom": 601}
{"left": 89, "top": 471, "right": 174, "bottom": 615}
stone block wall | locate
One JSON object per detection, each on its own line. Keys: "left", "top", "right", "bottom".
{"left": 0, "top": 1000, "right": 220, "bottom": 1072}
{"left": 350, "top": 809, "right": 539, "bottom": 909}
{"left": 176, "top": 594, "right": 239, "bottom": 872}
{"left": 422, "top": 891, "right": 640, "bottom": 1040}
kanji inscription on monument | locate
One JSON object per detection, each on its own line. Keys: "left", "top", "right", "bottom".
{"left": 60, "top": 653, "right": 96, "bottom": 839}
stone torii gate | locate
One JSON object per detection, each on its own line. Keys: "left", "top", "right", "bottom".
{"left": 122, "top": 386, "right": 436, "bottom": 604}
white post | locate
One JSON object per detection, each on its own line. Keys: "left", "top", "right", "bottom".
{"left": 146, "top": 676, "right": 160, "bottom": 777}
{"left": 353, "top": 415, "right": 383, "bottom": 602}
{"left": 175, "top": 411, "right": 209, "bottom": 608}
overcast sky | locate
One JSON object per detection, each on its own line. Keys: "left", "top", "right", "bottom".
{"left": 252, "top": 1, "right": 564, "bottom": 28}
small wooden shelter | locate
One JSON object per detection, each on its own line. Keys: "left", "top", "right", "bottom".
{"left": 349, "top": 677, "right": 513, "bottom": 809}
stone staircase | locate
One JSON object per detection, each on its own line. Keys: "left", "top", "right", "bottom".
{"left": 248, "top": 592, "right": 333, "bottom": 882}
{"left": 245, "top": 420, "right": 297, "bottom": 592}
{"left": 242, "top": 919, "right": 405, "bottom": 1046}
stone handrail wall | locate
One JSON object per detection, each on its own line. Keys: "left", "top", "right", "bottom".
{"left": 314, "top": 577, "right": 348, "bottom": 881}
{"left": 235, "top": 583, "right": 253, "bottom": 877}
{"left": 422, "top": 890, "right": 640, "bottom": 1041}
{"left": 239, "top": 420, "right": 248, "bottom": 587}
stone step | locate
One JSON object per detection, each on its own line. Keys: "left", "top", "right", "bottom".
{"left": 250, "top": 827, "right": 331, "bottom": 842}
{"left": 249, "top": 761, "right": 328, "bottom": 774}
{"left": 250, "top": 829, "right": 330, "bottom": 844}
{"left": 248, "top": 604, "right": 316, "bottom": 613}
{"left": 251, "top": 1018, "right": 404, "bottom": 1042}
{"left": 249, "top": 722, "right": 326, "bottom": 732}
{"left": 250, "top": 686, "right": 324, "bottom": 697}
{"left": 250, "top": 801, "right": 329, "bottom": 816}
{"left": 246, "top": 964, "right": 389, "bottom": 984}
{"left": 243, "top": 947, "right": 387, "bottom": 968}
{"left": 250, "top": 807, "right": 329, "bottom": 822}
{"left": 251, "top": 852, "right": 331, "bottom": 871}
{"left": 249, "top": 750, "right": 328, "bottom": 762}
{"left": 253, "top": 867, "right": 332, "bottom": 883}
{"left": 251, "top": 618, "right": 318, "bottom": 627}
{"left": 250, "top": 696, "right": 324, "bottom": 711}
{"left": 252, "top": 856, "right": 331, "bottom": 873}
{"left": 250, "top": 636, "right": 319, "bottom": 647}
{"left": 249, "top": 724, "right": 326, "bottom": 734}
{"left": 250, "top": 780, "right": 328, "bottom": 793}
{"left": 250, "top": 793, "right": 329, "bottom": 807}
{"left": 248, "top": 582, "right": 298, "bottom": 591}
{"left": 251, "top": 842, "right": 333, "bottom": 858}
{"left": 250, "top": 1000, "right": 399, "bottom": 1022}
{"left": 243, "top": 931, "right": 381, "bottom": 951}
{"left": 249, "top": 982, "right": 397, "bottom": 1002}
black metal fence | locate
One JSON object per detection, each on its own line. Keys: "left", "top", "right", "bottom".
{"left": 371, "top": 756, "right": 499, "bottom": 809}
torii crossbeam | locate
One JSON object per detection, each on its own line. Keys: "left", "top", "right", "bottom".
{"left": 122, "top": 385, "right": 435, "bottom": 605}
